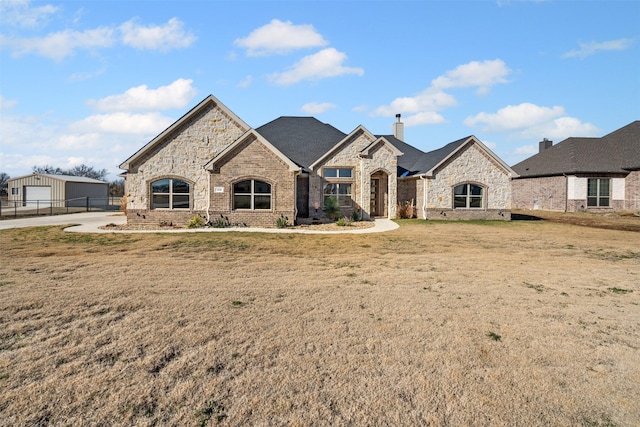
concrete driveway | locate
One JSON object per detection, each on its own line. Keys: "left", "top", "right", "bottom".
{"left": 0, "top": 212, "right": 398, "bottom": 234}
{"left": 0, "top": 212, "right": 126, "bottom": 232}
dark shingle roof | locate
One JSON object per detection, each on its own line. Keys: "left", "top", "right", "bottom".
{"left": 257, "top": 117, "right": 483, "bottom": 177}
{"left": 383, "top": 135, "right": 470, "bottom": 176}
{"left": 256, "top": 117, "right": 346, "bottom": 168}
{"left": 512, "top": 121, "right": 640, "bottom": 177}
{"left": 411, "top": 137, "right": 470, "bottom": 176}
{"left": 377, "top": 134, "right": 424, "bottom": 176}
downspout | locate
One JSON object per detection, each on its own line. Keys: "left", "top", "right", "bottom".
{"left": 360, "top": 157, "right": 365, "bottom": 218}
{"left": 563, "top": 173, "right": 568, "bottom": 212}
{"left": 294, "top": 169, "right": 300, "bottom": 220}
{"left": 205, "top": 167, "right": 211, "bottom": 223}
{"left": 421, "top": 175, "right": 428, "bottom": 219}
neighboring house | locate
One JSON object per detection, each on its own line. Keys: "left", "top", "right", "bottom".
{"left": 511, "top": 121, "right": 640, "bottom": 212}
{"left": 7, "top": 173, "right": 109, "bottom": 208}
{"left": 119, "top": 95, "right": 515, "bottom": 227}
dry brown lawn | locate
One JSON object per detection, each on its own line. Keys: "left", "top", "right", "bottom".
{"left": 1, "top": 218, "right": 639, "bottom": 426}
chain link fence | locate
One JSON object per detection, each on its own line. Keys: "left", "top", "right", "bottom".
{"left": 0, "top": 196, "right": 122, "bottom": 219}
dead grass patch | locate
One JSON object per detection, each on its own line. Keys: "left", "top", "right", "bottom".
{"left": 1, "top": 220, "right": 639, "bottom": 425}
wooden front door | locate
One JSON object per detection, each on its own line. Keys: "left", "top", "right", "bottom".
{"left": 370, "top": 178, "right": 379, "bottom": 217}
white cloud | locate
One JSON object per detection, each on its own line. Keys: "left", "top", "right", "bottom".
{"left": 563, "top": 38, "right": 634, "bottom": 59}
{"left": 431, "top": 59, "right": 511, "bottom": 94}
{"left": 0, "top": 107, "right": 171, "bottom": 179}
{"left": 372, "top": 88, "right": 457, "bottom": 117}
{"left": 372, "top": 59, "right": 512, "bottom": 126}
{"left": 87, "top": 79, "right": 197, "bottom": 112}
{"left": 464, "top": 103, "right": 565, "bottom": 132}
{"left": 70, "top": 112, "right": 174, "bottom": 135}
{"left": 0, "top": 0, "right": 58, "bottom": 29}
{"left": 0, "top": 95, "right": 18, "bottom": 110}
{"left": 0, "top": 27, "right": 115, "bottom": 61}
{"left": 464, "top": 102, "right": 600, "bottom": 142}
{"left": 514, "top": 144, "right": 537, "bottom": 156}
{"left": 270, "top": 48, "right": 364, "bottom": 85}
{"left": 237, "top": 75, "right": 253, "bottom": 88}
{"left": 301, "top": 102, "right": 336, "bottom": 114}
{"left": 0, "top": 15, "right": 195, "bottom": 61}
{"left": 119, "top": 17, "right": 196, "bottom": 51}
{"left": 234, "top": 19, "right": 328, "bottom": 56}
{"left": 404, "top": 112, "right": 447, "bottom": 126}
{"left": 67, "top": 66, "right": 107, "bottom": 83}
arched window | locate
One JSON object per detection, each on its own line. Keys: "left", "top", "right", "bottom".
{"left": 454, "top": 183, "right": 484, "bottom": 209}
{"left": 151, "top": 178, "right": 190, "bottom": 209}
{"left": 233, "top": 179, "right": 271, "bottom": 210}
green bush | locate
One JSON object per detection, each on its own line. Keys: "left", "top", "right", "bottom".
{"left": 276, "top": 215, "right": 289, "bottom": 228}
{"left": 336, "top": 217, "right": 352, "bottom": 227}
{"left": 324, "top": 197, "right": 341, "bottom": 220}
{"left": 186, "top": 215, "right": 206, "bottom": 228}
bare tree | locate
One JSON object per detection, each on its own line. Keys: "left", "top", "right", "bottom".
{"left": 0, "top": 172, "right": 9, "bottom": 196}
{"left": 32, "top": 164, "right": 108, "bottom": 181}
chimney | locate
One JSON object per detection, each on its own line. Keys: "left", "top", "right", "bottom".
{"left": 393, "top": 113, "right": 404, "bottom": 141}
{"left": 539, "top": 138, "right": 552, "bottom": 153}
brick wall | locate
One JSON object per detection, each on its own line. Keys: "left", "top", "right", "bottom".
{"left": 625, "top": 171, "right": 640, "bottom": 211}
{"left": 209, "top": 135, "right": 296, "bottom": 228}
{"left": 512, "top": 176, "right": 566, "bottom": 211}
{"left": 425, "top": 208, "right": 511, "bottom": 220}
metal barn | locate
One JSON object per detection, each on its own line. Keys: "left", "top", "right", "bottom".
{"left": 7, "top": 174, "right": 109, "bottom": 208}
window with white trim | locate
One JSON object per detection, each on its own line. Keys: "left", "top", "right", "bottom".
{"left": 587, "top": 178, "right": 610, "bottom": 207}
{"left": 151, "top": 178, "right": 190, "bottom": 209}
{"left": 233, "top": 179, "right": 271, "bottom": 210}
{"left": 454, "top": 183, "right": 484, "bottom": 209}
{"left": 323, "top": 183, "right": 352, "bottom": 207}
{"left": 323, "top": 168, "right": 352, "bottom": 178}
{"left": 322, "top": 167, "right": 353, "bottom": 208}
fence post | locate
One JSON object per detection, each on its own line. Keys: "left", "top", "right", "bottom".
{"left": 86, "top": 197, "right": 90, "bottom": 212}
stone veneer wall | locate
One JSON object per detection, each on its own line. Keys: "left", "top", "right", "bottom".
{"left": 209, "top": 135, "right": 296, "bottom": 228}
{"left": 424, "top": 143, "right": 512, "bottom": 220}
{"left": 125, "top": 102, "right": 247, "bottom": 226}
{"left": 512, "top": 176, "right": 567, "bottom": 211}
{"left": 309, "top": 131, "right": 398, "bottom": 220}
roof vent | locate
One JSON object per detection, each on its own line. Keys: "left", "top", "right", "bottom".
{"left": 393, "top": 114, "right": 404, "bottom": 141}
{"left": 539, "top": 138, "right": 552, "bottom": 153}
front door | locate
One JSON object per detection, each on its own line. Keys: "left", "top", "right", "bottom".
{"left": 370, "top": 178, "right": 379, "bottom": 217}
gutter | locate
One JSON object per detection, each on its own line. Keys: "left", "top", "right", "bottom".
{"left": 360, "top": 157, "right": 365, "bottom": 218}
{"left": 563, "top": 173, "right": 568, "bottom": 212}
{"left": 421, "top": 174, "right": 428, "bottom": 220}
{"left": 205, "top": 167, "right": 211, "bottom": 223}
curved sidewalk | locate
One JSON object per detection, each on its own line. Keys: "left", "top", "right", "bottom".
{"left": 0, "top": 212, "right": 399, "bottom": 234}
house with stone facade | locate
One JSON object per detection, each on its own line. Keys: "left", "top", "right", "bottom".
{"left": 511, "top": 121, "right": 640, "bottom": 212}
{"left": 119, "top": 94, "right": 515, "bottom": 227}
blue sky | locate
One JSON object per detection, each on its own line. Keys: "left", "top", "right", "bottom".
{"left": 1, "top": 0, "right": 638, "bottom": 181}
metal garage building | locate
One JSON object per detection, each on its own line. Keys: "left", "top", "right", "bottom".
{"left": 7, "top": 173, "right": 109, "bottom": 208}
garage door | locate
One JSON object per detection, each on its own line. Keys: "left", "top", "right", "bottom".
{"left": 24, "top": 186, "right": 51, "bottom": 207}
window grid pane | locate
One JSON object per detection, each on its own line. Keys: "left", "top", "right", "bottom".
{"left": 254, "top": 181, "right": 271, "bottom": 194}
{"left": 233, "top": 179, "right": 271, "bottom": 210}
{"left": 453, "top": 183, "right": 483, "bottom": 209}
{"left": 338, "top": 168, "right": 352, "bottom": 178}
{"left": 152, "top": 194, "right": 170, "bottom": 209}
{"left": 152, "top": 178, "right": 190, "bottom": 209}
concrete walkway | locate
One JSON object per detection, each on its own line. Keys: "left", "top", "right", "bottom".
{"left": 0, "top": 211, "right": 399, "bottom": 234}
